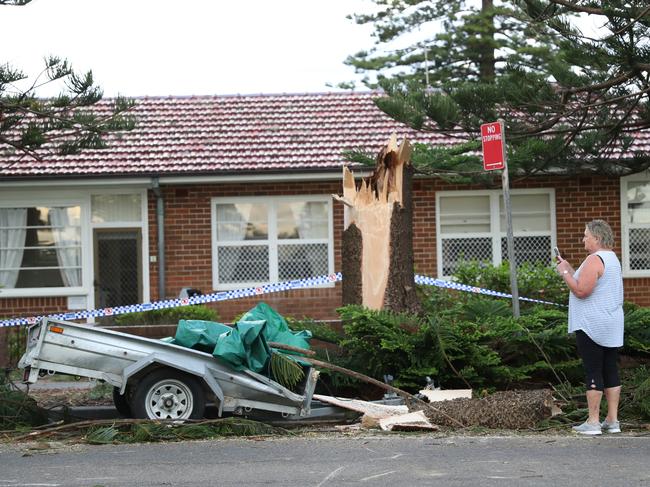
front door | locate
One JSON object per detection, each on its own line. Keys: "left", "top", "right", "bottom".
{"left": 93, "top": 229, "right": 142, "bottom": 310}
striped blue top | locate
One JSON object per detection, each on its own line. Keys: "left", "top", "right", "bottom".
{"left": 568, "top": 250, "right": 624, "bottom": 347}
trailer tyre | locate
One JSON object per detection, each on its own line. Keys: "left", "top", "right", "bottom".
{"left": 132, "top": 370, "right": 205, "bottom": 420}
{"left": 112, "top": 387, "right": 133, "bottom": 417}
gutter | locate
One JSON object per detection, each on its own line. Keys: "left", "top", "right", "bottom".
{"left": 151, "top": 177, "right": 165, "bottom": 300}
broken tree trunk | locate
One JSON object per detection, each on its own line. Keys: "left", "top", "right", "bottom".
{"left": 335, "top": 133, "right": 421, "bottom": 314}
{"left": 420, "top": 389, "right": 558, "bottom": 429}
{"left": 272, "top": 342, "right": 558, "bottom": 430}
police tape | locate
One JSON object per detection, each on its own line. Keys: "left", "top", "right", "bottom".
{"left": 0, "top": 272, "right": 563, "bottom": 328}
{"left": 0, "top": 273, "right": 343, "bottom": 328}
{"left": 414, "top": 275, "right": 565, "bottom": 307}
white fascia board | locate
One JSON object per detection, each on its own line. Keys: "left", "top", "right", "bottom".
{"left": 0, "top": 170, "right": 375, "bottom": 188}
{"left": 158, "top": 171, "right": 366, "bottom": 185}
{"left": 0, "top": 178, "right": 152, "bottom": 188}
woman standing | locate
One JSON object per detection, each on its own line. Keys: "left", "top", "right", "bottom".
{"left": 556, "top": 219, "right": 624, "bottom": 436}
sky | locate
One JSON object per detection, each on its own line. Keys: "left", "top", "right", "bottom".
{"left": 3, "top": 0, "right": 377, "bottom": 97}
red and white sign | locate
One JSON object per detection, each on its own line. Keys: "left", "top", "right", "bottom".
{"left": 480, "top": 121, "right": 506, "bottom": 171}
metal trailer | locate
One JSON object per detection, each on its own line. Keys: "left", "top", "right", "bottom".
{"left": 18, "top": 317, "right": 319, "bottom": 421}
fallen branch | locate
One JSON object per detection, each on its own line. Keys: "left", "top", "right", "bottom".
{"left": 270, "top": 341, "right": 464, "bottom": 427}
{"left": 268, "top": 342, "right": 316, "bottom": 356}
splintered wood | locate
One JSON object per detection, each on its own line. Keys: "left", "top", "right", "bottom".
{"left": 336, "top": 133, "right": 420, "bottom": 313}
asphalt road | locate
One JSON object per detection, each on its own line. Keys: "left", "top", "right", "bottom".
{"left": 1, "top": 433, "right": 649, "bottom": 486}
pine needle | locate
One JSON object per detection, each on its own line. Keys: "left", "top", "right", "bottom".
{"left": 270, "top": 352, "right": 305, "bottom": 389}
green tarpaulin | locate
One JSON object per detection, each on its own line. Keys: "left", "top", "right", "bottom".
{"left": 167, "top": 302, "right": 312, "bottom": 374}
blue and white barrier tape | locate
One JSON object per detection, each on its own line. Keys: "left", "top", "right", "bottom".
{"left": 0, "top": 273, "right": 342, "bottom": 328}
{"left": 0, "top": 272, "right": 563, "bottom": 328}
{"left": 414, "top": 274, "right": 565, "bottom": 307}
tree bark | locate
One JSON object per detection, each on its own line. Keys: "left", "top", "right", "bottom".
{"left": 336, "top": 134, "right": 421, "bottom": 314}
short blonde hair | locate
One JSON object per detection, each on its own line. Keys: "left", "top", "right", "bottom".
{"left": 586, "top": 219, "right": 615, "bottom": 249}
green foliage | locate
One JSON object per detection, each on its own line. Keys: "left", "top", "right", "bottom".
{"left": 452, "top": 259, "right": 569, "bottom": 306}
{"left": 286, "top": 317, "right": 344, "bottom": 344}
{"left": 621, "top": 305, "right": 650, "bottom": 355}
{"left": 4, "top": 325, "right": 27, "bottom": 368}
{"left": 345, "top": 1, "right": 650, "bottom": 181}
{"left": 334, "top": 261, "right": 579, "bottom": 393}
{"left": 84, "top": 418, "right": 285, "bottom": 445}
{"left": 337, "top": 305, "right": 434, "bottom": 389}
{"left": 114, "top": 305, "right": 219, "bottom": 326}
{"left": 0, "top": 373, "right": 49, "bottom": 429}
{"left": 333, "top": 259, "right": 649, "bottom": 413}
{"left": 624, "top": 366, "right": 650, "bottom": 419}
{"left": 270, "top": 353, "right": 305, "bottom": 390}
{"left": 0, "top": 56, "right": 135, "bottom": 163}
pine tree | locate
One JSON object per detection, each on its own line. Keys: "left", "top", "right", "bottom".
{"left": 345, "top": 0, "right": 650, "bottom": 182}
{"left": 0, "top": 57, "right": 135, "bottom": 165}
{"left": 1, "top": 0, "right": 134, "bottom": 164}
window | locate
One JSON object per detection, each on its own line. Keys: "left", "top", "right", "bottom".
{"left": 0, "top": 206, "right": 82, "bottom": 289}
{"left": 212, "top": 196, "right": 333, "bottom": 288}
{"left": 436, "top": 189, "right": 555, "bottom": 277}
{"left": 621, "top": 175, "right": 650, "bottom": 275}
{"left": 0, "top": 189, "right": 148, "bottom": 300}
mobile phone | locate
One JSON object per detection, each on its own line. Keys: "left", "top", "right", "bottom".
{"left": 553, "top": 246, "right": 561, "bottom": 258}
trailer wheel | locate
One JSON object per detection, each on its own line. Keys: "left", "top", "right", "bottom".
{"left": 112, "top": 387, "right": 132, "bottom": 417}
{"left": 132, "top": 370, "right": 205, "bottom": 420}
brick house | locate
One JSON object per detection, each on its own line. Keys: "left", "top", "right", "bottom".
{"left": 1, "top": 91, "right": 650, "bottom": 329}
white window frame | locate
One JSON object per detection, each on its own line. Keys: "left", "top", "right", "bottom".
{"left": 88, "top": 188, "right": 150, "bottom": 310}
{"left": 0, "top": 190, "right": 91, "bottom": 298}
{"left": 0, "top": 188, "right": 149, "bottom": 301}
{"left": 211, "top": 195, "right": 334, "bottom": 290}
{"left": 620, "top": 171, "right": 650, "bottom": 277}
{"left": 436, "top": 188, "right": 556, "bottom": 278}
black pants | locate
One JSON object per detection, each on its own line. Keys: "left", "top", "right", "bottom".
{"left": 575, "top": 330, "right": 620, "bottom": 392}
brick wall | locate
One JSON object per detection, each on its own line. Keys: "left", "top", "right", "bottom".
{"left": 3, "top": 174, "right": 650, "bottom": 343}
{"left": 147, "top": 181, "right": 345, "bottom": 321}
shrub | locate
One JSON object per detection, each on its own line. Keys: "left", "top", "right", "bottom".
{"left": 452, "top": 260, "right": 568, "bottom": 306}
{"left": 114, "top": 305, "right": 219, "bottom": 326}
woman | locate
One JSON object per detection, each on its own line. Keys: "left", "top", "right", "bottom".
{"left": 556, "top": 219, "right": 624, "bottom": 436}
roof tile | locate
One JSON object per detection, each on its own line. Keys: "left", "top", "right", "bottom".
{"left": 0, "top": 92, "right": 454, "bottom": 179}
{"left": 1, "top": 91, "right": 648, "bottom": 179}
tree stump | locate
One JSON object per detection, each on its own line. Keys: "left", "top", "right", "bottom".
{"left": 335, "top": 133, "right": 421, "bottom": 314}
{"left": 421, "top": 389, "right": 558, "bottom": 429}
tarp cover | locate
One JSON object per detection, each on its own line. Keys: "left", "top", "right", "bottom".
{"left": 167, "top": 302, "right": 312, "bottom": 373}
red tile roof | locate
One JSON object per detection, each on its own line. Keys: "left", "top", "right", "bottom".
{"left": 0, "top": 92, "right": 456, "bottom": 179}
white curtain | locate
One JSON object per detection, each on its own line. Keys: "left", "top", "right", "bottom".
{"left": 0, "top": 208, "right": 27, "bottom": 288}
{"left": 217, "top": 204, "right": 249, "bottom": 240}
{"left": 290, "top": 202, "right": 324, "bottom": 239}
{"left": 49, "top": 207, "right": 81, "bottom": 287}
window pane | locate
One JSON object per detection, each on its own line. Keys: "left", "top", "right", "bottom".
{"left": 500, "top": 194, "right": 551, "bottom": 232}
{"left": 15, "top": 269, "right": 64, "bottom": 288}
{"left": 629, "top": 228, "right": 650, "bottom": 270}
{"left": 277, "top": 201, "right": 328, "bottom": 239}
{"left": 216, "top": 203, "right": 268, "bottom": 241}
{"left": 92, "top": 194, "right": 142, "bottom": 223}
{"left": 217, "top": 245, "right": 269, "bottom": 283}
{"left": 441, "top": 237, "right": 492, "bottom": 275}
{"left": 440, "top": 196, "right": 491, "bottom": 234}
{"left": 21, "top": 248, "right": 64, "bottom": 268}
{"left": 0, "top": 206, "right": 81, "bottom": 289}
{"left": 278, "top": 243, "right": 328, "bottom": 280}
{"left": 500, "top": 236, "right": 552, "bottom": 267}
{"left": 626, "top": 181, "right": 650, "bottom": 224}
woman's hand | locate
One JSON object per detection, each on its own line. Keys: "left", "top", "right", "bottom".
{"left": 556, "top": 257, "right": 572, "bottom": 276}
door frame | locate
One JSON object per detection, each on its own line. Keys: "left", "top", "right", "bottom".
{"left": 93, "top": 227, "right": 143, "bottom": 308}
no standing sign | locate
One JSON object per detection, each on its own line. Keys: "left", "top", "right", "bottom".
{"left": 480, "top": 121, "right": 506, "bottom": 171}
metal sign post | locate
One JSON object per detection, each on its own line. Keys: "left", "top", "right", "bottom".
{"left": 480, "top": 120, "right": 520, "bottom": 318}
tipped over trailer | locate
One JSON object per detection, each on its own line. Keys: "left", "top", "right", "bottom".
{"left": 18, "top": 317, "right": 319, "bottom": 421}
